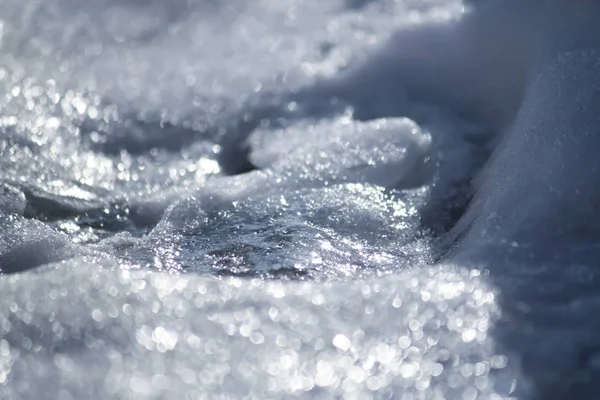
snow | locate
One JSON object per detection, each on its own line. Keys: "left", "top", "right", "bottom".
{"left": 1, "top": 0, "right": 600, "bottom": 398}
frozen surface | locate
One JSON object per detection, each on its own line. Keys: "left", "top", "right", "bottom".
{"left": 2, "top": 0, "right": 600, "bottom": 399}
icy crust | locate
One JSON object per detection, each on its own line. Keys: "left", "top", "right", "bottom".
{"left": 0, "top": 259, "right": 520, "bottom": 400}
{"left": 247, "top": 116, "right": 432, "bottom": 188}
{"left": 123, "top": 115, "right": 434, "bottom": 277}
{"left": 144, "top": 184, "right": 428, "bottom": 278}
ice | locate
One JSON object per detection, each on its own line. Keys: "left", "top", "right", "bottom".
{"left": 145, "top": 184, "right": 428, "bottom": 278}
{"left": 247, "top": 115, "right": 431, "bottom": 188}
{"left": 2, "top": 0, "right": 600, "bottom": 398}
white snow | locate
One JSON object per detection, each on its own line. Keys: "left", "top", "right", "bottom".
{"left": 1, "top": 0, "right": 600, "bottom": 398}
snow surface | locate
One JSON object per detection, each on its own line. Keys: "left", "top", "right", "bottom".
{"left": 1, "top": 0, "right": 600, "bottom": 398}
